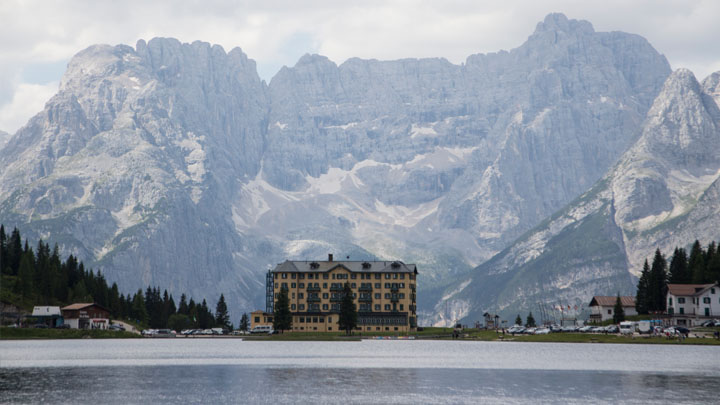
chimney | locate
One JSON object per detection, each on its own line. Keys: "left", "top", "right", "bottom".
{"left": 328, "top": 253, "right": 333, "bottom": 262}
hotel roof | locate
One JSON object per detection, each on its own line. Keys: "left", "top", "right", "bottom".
{"left": 272, "top": 259, "right": 418, "bottom": 274}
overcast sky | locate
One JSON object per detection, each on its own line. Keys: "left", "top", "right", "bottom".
{"left": 1, "top": 0, "right": 718, "bottom": 134}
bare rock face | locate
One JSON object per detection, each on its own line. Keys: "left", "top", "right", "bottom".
{"left": 436, "top": 68, "right": 720, "bottom": 324}
{"left": 0, "top": 14, "right": 677, "bottom": 317}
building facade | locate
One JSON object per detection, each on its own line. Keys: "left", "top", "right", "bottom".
{"left": 665, "top": 283, "right": 720, "bottom": 326}
{"left": 266, "top": 255, "right": 418, "bottom": 333}
{"left": 30, "top": 306, "right": 64, "bottom": 328}
{"left": 60, "top": 303, "right": 110, "bottom": 329}
{"left": 588, "top": 296, "right": 637, "bottom": 323}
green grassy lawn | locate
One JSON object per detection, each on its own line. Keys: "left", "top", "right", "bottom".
{"left": 0, "top": 327, "right": 139, "bottom": 340}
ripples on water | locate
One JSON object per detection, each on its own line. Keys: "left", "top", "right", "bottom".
{"left": 1, "top": 340, "right": 718, "bottom": 404}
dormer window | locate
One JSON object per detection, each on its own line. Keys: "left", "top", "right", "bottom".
{"left": 310, "top": 262, "right": 319, "bottom": 269}
{"left": 362, "top": 262, "right": 371, "bottom": 269}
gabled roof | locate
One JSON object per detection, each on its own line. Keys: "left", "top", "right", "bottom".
{"left": 589, "top": 296, "right": 636, "bottom": 307}
{"left": 666, "top": 283, "right": 717, "bottom": 297}
{"left": 61, "top": 303, "right": 110, "bottom": 312}
{"left": 31, "top": 306, "right": 61, "bottom": 316}
{"left": 272, "top": 259, "right": 418, "bottom": 274}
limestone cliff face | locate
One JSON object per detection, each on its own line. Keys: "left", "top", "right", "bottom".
{"left": 0, "top": 14, "right": 676, "bottom": 317}
{"left": 436, "top": 68, "right": 720, "bottom": 324}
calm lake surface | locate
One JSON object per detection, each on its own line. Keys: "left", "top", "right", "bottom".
{"left": 1, "top": 339, "right": 718, "bottom": 404}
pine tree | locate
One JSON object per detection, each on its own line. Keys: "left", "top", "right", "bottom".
{"left": 178, "top": 294, "right": 189, "bottom": 315}
{"left": 689, "top": 240, "right": 706, "bottom": 283}
{"left": 707, "top": 244, "right": 720, "bottom": 283}
{"left": 668, "top": 247, "right": 690, "bottom": 283}
{"left": 635, "top": 260, "right": 651, "bottom": 314}
{"left": 132, "top": 289, "right": 149, "bottom": 325}
{"left": 17, "top": 252, "right": 35, "bottom": 299}
{"left": 7, "top": 228, "right": 22, "bottom": 275}
{"left": 648, "top": 249, "right": 668, "bottom": 312}
{"left": 613, "top": 294, "right": 625, "bottom": 324}
{"left": 215, "top": 294, "right": 230, "bottom": 330}
{"left": 273, "top": 287, "right": 292, "bottom": 333}
{"left": 514, "top": 314, "right": 522, "bottom": 326}
{"left": 0, "top": 225, "right": 6, "bottom": 275}
{"left": 338, "top": 282, "right": 357, "bottom": 335}
{"left": 240, "top": 313, "right": 249, "bottom": 332}
{"left": 526, "top": 312, "right": 536, "bottom": 327}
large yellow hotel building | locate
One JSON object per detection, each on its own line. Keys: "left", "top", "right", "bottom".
{"left": 253, "top": 254, "right": 418, "bottom": 333}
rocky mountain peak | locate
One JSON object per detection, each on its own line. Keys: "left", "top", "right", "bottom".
{"left": 533, "top": 13, "right": 594, "bottom": 36}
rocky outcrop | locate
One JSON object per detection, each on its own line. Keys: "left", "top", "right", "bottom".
{"left": 435, "top": 68, "right": 720, "bottom": 324}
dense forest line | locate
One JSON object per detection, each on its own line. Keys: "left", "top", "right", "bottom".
{"left": 636, "top": 240, "right": 720, "bottom": 314}
{"left": 0, "top": 225, "right": 238, "bottom": 331}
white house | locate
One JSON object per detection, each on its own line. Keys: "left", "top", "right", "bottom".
{"left": 588, "top": 296, "right": 637, "bottom": 323}
{"left": 30, "top": 306, "right": 63, "bottom": 328}
{"left": 666, "top": 283, "right": 720, "bottom": 326}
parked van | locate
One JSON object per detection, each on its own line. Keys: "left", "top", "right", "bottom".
{"left": 250, "top": 325, "right": 274, "bottom": 334}
{"left": 619, "top": 321, "right": 635, "bottom": 335}
{"left": 637, "top": 320, "right": 652, "bottom": 334}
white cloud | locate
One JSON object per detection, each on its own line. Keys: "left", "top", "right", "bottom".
{"left": 0, "top": 0, "right": 718, "bottom": 133}
{"left": 0, "top": 82, "right": 58, "bottom": 134}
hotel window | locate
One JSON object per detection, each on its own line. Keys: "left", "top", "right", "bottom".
{"left": 385, "top": 293, "right": 390, "bottom": 299}
{"left": 291, "top": 273, "right": 296, "bottom": 279}
{"left": 351, "top": 283, "right": 356, "bottom": 288}
{"left": 300, "top": 317, "right": 305, "bottom": 323}
{"left": 711, "top": 288, "right": 715, "bottom": 294}
{"left": 323, "top": 274, "right": 329, "bottom": 279}
{"left": 375, "top": 274, "right": 381, "bottom": 279}
{"left": 351, "top": 274, "right": 357, "bottom": 279}
{"left": 400, "top": 274, "right": 405, "bottom": 279}
{"left": 375, "top": 283, "right": 381, "bottom": 289}
{"left": 299, "top": 274, "right": 305, "bottom": 279}
{"left": 678, "top": 298, "right": 685, "bottom": 304}
{"left": 254, "top": 317, "right": 260, "bottom": 323}
{"left": 323, "top": 304, "right": 329, "bottom": 310}
{"left": 385, "top": 273, "right": 391, "bottom": 279}
{"left": 291, "top": 304, "right": 296, "bottom": 310}
{"left": 323, "top": 293, "right": 329, "bottom": 299}
{"left": 307, "top": 274, "right": 314, "bottom": 280}
{"left": 281, "top": 283, "right": 288, "bottom": 289}
{"left": 679, "top": 307, "right": 684, "bottom": 314}
{"left": 299, "top": 293, "right": 304, "bottom": 299}
{"left": 399, "top": 293, "right": 405, "bottom": 299}
{"left": 299, "top": 304, "right": 305, "bottom": 310}
{"left": 375, "top": 293, "right": 381, "bottom": 299}
{"left": 385, "top": 304, "right": 391, "bottom": 310}
{"left": 375, "top": 304, "right": 381, "bottom": 311}
{"left": 703, "top": 297, "right": 711, "bottom": 304}
{"left": 385, "top": 283, "right": 390, "bottom": 289}
{"left": 299, "top": 283, "right": 305, "bottom": 288}
{"left": 292, "top": 293, "right": 295, "bottom": 299}
{"left": 400, "top": 304, "right": 404, "bottom": 310}
{"left": 282, "top": 273, "right": 287, "bottom": 279}
{"left": 291, "top": 283, "right": 296, "bottom": 288}
{"left": 393, "top": 273, "right": 398, "bottom": 279}
{"left": 669, "top": 297, "right": 673, "bottom": 305}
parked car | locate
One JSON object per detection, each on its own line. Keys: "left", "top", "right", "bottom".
{"left": 675, "top": 327, "right": 690, "bottom": 337}
{"left": 109, "top": 324, "right": 125, "bottom": 331}
{"left": 578, "top": 325, "right": 594, "bottom": 333}
{"left": 534, "top": 328, "right": 550, "bottom": 335}
{"left": 619, "top": 321, "right": 635, "bottom": 335}
{"left": 604, "top": 325, "right": 619, "bottom": 333}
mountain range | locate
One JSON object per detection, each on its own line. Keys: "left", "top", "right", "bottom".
{"left": 1, "top": 13, "right": 716, "bottom": 324}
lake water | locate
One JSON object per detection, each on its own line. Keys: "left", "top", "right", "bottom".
{"left": 1, "top": 339, "right": 718, "bottom": 404}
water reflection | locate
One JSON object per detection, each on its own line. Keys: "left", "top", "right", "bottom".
{"left": 1, "top": 367, "right": 718, "bottom": 404}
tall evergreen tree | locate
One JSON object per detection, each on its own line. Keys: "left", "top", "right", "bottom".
{"left": 635, "top": 260, "right": 651, "bottom": 314}
{"left": 240, "top": 313, "right": 249, "bottom": 332}
{"left": 613, "top": 294, "right": 626, "bottom": 324}
{"left": 273, "top": 287, "right": 292, "bottom": 333}
{"left": 0, "top": 225, "right": 6, "bottom": 275}
{"left": 668, "top": 247, "right": 690, "bottom": 283}
{"left": 526, "top": 312, "right": 536, "bottom": 327}
{"left": 17, "top": 252, "right": 35, "bottom": 299}
{"left": 7, "top": 228, "right": 22, "bottom": 275}
{"left": 178, "top": 294, "right": 189, "bottom": 315}
{"left": 215, "top": 294, "right": 230, "bottom": 330}
{"left": 689, "top": 240, "right": 707, "bottom": 283}
{"left": 132, "top": 289, "right": 149, "bottom": 325}
{"left": 648, "top": 249, "right": 668, "bottom": 312}
{"left": 515, "top": 314, "right": 522, "bottom": 326}
{"left": 338, "top": 282, "right": 357, "bottom": 335}
{"left": 707, "top": 245, "right": 720, "bottom": 283}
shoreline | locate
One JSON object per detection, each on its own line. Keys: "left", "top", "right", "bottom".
{"left": 3, "top": 327, "right": 719, "bottom": 345}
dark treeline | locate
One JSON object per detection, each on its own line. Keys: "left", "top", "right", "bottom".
{"left": 636, "top": 240, "right": 720, "bottom": 314}
{"left": 1, "top": 225, "right": 232, "bottom": 330}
